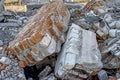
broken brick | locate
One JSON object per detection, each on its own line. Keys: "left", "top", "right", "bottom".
{"left": 8, "top": 1, "right": 70, "bottom": 66}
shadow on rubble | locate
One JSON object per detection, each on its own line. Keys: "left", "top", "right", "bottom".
{"left": 23, "top": 53, "right": 58, "bottom": 80}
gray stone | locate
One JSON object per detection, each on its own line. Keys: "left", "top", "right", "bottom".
{"left": 0, "top": 40, "right": 3, "bottom": 46}
{"left": 0, "top": 0, "right": 4, "bottom": 12}
{"left": 28, "top": 78, "right": 33, "bottom": 80}
{"left": 0, "top": 57, "right": 11, "bottom": 65}
{"left": 0, "top": 15, "right": 4, "bottom": 22}
{"left": 9, "top": 78, "right": 14, "bottom": 80}
{"left": 42, "top": 73, "right": 57, "bottom": 80}
{"left": 0, "top": 23, "right": 20, "bottom": 27}
{"left": 38, "top": 66, "right": 52, "bottom": 79}
{"left": 84, "top": 16, "right": 102, "bottom": 24}
{"left": 98, "top": 70, "right": 108, "bottom": 80}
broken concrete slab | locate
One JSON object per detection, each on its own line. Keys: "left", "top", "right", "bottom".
{"left": 55, "top": 24, "right": 103, "bottom": 79}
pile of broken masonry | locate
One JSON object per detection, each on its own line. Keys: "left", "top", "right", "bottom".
{"left": 0, "top": 0, "right": 120, "bottom": 80}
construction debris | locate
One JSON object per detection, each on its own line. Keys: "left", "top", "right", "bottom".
{"left": 0, "top": 0, "right": 120, "bottom": 80}
{"left": 55, "top": 23, "right": 103, "bottom": 79}
{"left": 0, "top": 0, "right": 4, "bottom": 12}
{"left": 8, "top": 1, "right": 70, "bottom": 66}
{"left": 41, "top": 73, "right": 57, "bottom": 80}
{"left": 0, "top": 49, "right": 26, "bottom": 80}
{"left": 38, "top": 66, "right": 52, "bottom": 79}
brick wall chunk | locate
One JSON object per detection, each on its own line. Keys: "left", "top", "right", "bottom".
{"left": 8, "top": 1, "right": 70, "bottom": 66}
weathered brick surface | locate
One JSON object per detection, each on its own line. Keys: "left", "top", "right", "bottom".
{"left": 8, "top": 1, "right": 70, "bottom": 66}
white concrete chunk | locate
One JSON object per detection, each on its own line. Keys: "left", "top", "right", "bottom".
{"left": 55, "top": 24, "right": 103, "bottom": 78}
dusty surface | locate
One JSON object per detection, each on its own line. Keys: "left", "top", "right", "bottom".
{"left": 0, "top": 0, "right": 120, "bottom": 80}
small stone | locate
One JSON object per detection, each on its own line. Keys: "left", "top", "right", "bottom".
{"left": 98, "top": 70, "right": 108, "bottom": 80}
{"left": 109, "top": 29, "right": 117, "bottom": 37}
{"left": 9, "top": 78, "right": 14, "bottom": 80}
{"left": 0, "top": 47, "right": 2, "bottom": 53}
{"left": 13, "top": 77, "right": 17, "bottom": 80}
{"left": 116, "top": 73, "right": 120, "bottom": 79}
{"left": 0, "top": 57, "right": 11, "bottom": 65}
{"left": 18, "top": 74, "right": 24, "bottom": 78}
{"left": 14, "top": 63, "right": 18, "bottom": 66}
{"left": 28, "top": 78, "right": 33, "bottom": 80}
{"left": 38, "top": 66, "right": 52, "bottom": 79}
{"left": 4, "top": 78, "right": 10, "bottom": 80}
{"left": 9, "top": 55, "right": 14, "bottom": 59}
{"left": 18, "top": 61, "right": 26, "bottom": 68}
{"left": 0, "top": 40, "right": 3, "bottom": 46}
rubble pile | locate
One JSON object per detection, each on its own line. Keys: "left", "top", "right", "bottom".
{"left": 0, "top": 10, "right": 33, "bottom": 46}
{"left": 0, "top": 46, "right": 26, "bottom": 80}
{"left": 0, "top": 0, "right": 120, "bottom": 80}
{"left": 0, "top": 1, "right": 40, "bottom": 80}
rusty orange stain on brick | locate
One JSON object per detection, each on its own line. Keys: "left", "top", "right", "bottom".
{"left": 27, "top": 54, "right": 36, "bottom": 62}
{"left": 54, "top": 21, "right": 63, "bottom": 32}
{"left": 8, "top": 47, "right": 17, "bottom": 56}
{"left": 49, "top": 27, "right": 59, "bottom": 41}
{"left": 19, "top": 61, "right": 26, "bottom": 68}
{"left": 24, "top": 57, "right": 32, "bottom": 66}
{"left": 62, "top": 6, "right": 67, "bottom": 17}
{"left": 29, "top": 35, "right": 37, "bottom": 45}
{"left": 45, "top": 16, "right": 53, "bottom": 29}
{"left": 18, "top": 42, "right": 24, "bottom": 50}
{"left": 14, "top": 46, "right": 20, "bottom": 55}
{"left": 34, "top": 32, "right": 43, "bottom": 43}
{"left": 22, "top": 39, "right": 31, "bottom": 50}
